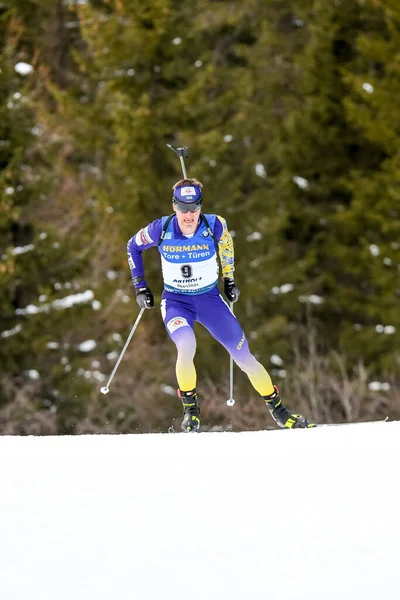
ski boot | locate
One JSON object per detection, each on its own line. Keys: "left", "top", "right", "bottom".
{"left": 178, "top": 389, "right": 201, "bottom": 433}
{"left": 263, "top": 386, "right": 316, "bottom": 429}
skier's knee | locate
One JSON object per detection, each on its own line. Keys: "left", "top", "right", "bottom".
{"left": 175, "top": 335, "right": 196, "bottom": 359}
{"left": 234, "top": 353, "right": 261, "bottom": 375}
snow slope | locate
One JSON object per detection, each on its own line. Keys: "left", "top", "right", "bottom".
{"left": 1, "top": 422, "right": 399, "bottom": 600}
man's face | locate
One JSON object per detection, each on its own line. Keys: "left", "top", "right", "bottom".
{"left": 173, "top": 204, "right": 201, "bottom": 235}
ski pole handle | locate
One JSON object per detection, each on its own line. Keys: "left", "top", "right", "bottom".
{"left": 166, "top": 144, "right": 189, "bottom": 178}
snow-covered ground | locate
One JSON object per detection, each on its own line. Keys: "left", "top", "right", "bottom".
{"left": 1, "top": 422, "right": 399, "bottom": 600}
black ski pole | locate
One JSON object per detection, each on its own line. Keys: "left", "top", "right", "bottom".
{"left": 166, "top": 143, "right": 189, "bottom": 178}
{"left": 227, "top": 302, "right": 235, "bottom": 406}
{"left": 100, "top": 307, "right": 145, "bottom": 394}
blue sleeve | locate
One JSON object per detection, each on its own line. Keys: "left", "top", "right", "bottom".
{"left": 126, "top": 219, "right": 162, "bottom": 289}
{"left": 213, "top": 215, "right": 224, "bottom": 243}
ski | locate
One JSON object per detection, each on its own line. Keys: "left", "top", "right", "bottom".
{"left": 318, "top": 417, "right": 389, "bottom": 427}
{"left": 168, "top": 418, "right": 389, "bottom": 433}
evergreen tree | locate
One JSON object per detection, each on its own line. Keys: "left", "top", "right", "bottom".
{"left": 337, "top": 0, "right": 400, "bottom": 372}
{"left": 0, "top": 1, "right": 111, "bottom": 433}
{"left": 248, "top": 1, "right": 396, "bottom": 373}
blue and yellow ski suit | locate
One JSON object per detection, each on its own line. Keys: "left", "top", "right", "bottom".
{"left": 127, "top": 213, "right": 274, "bottom": 396}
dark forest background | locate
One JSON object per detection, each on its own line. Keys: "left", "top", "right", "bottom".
{"left": 1, "top": 0, "right": 399, "bottom": 434}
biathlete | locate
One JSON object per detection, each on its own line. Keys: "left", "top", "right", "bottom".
{"left": 127, "top": 178, "right": 315, "bottom": 432}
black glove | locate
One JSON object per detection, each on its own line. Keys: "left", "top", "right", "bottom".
{"left": 224, "top": 278, "right": 240, "bottom": 303}
{"left": 136, "top": 286, "right": 154, "bottom": 309}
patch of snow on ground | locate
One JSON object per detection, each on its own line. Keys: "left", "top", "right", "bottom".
{"left": 1, "top": 422, "right": 399, "bottom": 600}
